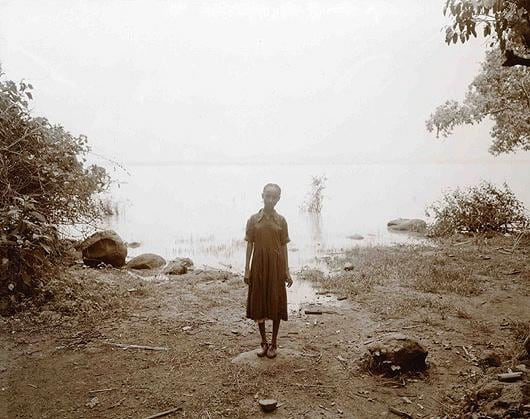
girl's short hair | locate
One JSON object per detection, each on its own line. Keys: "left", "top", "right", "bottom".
{"left": 263, "top": 183, "right": 281, "bottom": 195}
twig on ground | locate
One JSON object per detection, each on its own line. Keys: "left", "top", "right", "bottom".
{"left": 389, "top": 406, "right": 413, "bottom": 418}
{"left": 104, "top": 342, "right": 169, "bottom": 351}
{"left": 107, "top": 398, "right": 126, "bottom": 410}
{"left": 143, "top": 407, "right": 183, "bottom": 419}
{"left": 294, "top": 383, "right": 335, "bottom": 389}
{"left": 89, "top": 388, "right": 116, "bottom": 394}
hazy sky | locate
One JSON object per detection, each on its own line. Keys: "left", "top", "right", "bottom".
{"left": 1, "top": 0, "right": 526, "bottom": 164}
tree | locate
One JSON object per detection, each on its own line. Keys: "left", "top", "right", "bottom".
{"left": 0, "top": 66, "right": 109, "bottom": 313}
{"left": 426, "top": 49, "right": 530, "bottom": 154}
{"left": 442, "top": 0, "right": 530, "bottom": 66}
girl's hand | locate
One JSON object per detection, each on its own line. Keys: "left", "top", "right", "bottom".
{"left": 285, "top": 271, "right": 293, "bottom": 288}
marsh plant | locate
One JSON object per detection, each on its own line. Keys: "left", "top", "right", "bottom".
{"left": 426, "top": 181, "right": 528, "bottom": 237}
{"left": 300, "top": 175, "right": 327, "bottom": 214}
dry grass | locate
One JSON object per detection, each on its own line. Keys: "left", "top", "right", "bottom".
{"left": 505, "top": 319, "right": 530, "bottom": 341}
{"left": 315, "top": 244, "right": 484, "bottom": 298}
{"left": 413, "top": 265, "right": 480, "bottom": 296}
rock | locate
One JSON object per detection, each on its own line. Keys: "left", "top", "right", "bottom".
{"left": 231, "top": 348, "right": 302, "bottom": 368}
{"left": 366, "top": 333, "right": 428, "bottom": 374}
{"left": 344, "top": 263, "right": 354, "bottom": 271}
{"left": 479, "top": 351, "right": 502, "bottom": 368}
{"left": 347, "top": 234, "right": 364, "bottom": 240}
{"left": 387, "top": 218, "right": 427, "bottom": 233}
{"left": 126, "top": 253, "right": 166, "bottom": 270}
{"left": 80, "top": 230, "right": 127, "bottom": 268}
{"left": 259, "top": 399, "right": 277, "bottom": 413}
{"left": 126, "top": 241, "right": 142, "bottom": 249}
{"left": 173, "top": 257, "right": 194, "bottom": 268}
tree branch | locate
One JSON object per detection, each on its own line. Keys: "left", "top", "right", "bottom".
{"left": 502, "top": 50, "right": 530, "bottom": 67}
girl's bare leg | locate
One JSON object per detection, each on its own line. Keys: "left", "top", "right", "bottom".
{"left": 266, "top": 320, "right": 280, "bottom": 358}
{"left": 258, "top": 322, "right": 267, "bottom": 343}
{"left": 271, "top": 319, "right": 280, "bottom": 347}
{"left": 256, "top": 322, "right": 268, "bottom": 357}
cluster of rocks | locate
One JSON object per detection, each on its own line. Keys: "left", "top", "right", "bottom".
{"left": 76, "top": 229, "right": 192, "bottom": 275}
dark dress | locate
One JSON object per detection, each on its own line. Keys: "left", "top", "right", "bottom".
{"left": 245, "top": 209, "right": 290, "bottom": 322}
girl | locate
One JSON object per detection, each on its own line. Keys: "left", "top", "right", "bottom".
{"left": 244, "top": 183, "right": 292, "bottom": 359}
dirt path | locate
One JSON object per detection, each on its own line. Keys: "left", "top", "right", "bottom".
{"left": 1, "top": 241, "right": 529, "bottom": 418}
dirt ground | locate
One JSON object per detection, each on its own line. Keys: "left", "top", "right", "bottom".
{"left": 1, "top": 236, "right": 529, "bottom": 418}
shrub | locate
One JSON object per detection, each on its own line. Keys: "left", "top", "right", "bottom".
{"left": 426, "top": 181, "right": 528, "bottom": 237}
{"left": 0, "top": 67, "right": 109, "bottom": 313}
{"left": 300, "top": 175, "right": 327, "bottom": 214}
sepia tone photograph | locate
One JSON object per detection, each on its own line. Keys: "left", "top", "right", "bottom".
{"left": 1, "top": 1, "right": 529, "bottom": 417}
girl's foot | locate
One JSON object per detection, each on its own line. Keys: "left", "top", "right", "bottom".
{"left": 257, "top": 342, "right": 269, "bottom": 357}
{"left": 266, "top": 344, "right": 277, "bottom": 359}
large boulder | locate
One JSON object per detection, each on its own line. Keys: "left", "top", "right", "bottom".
{"left": 80, "top": 230, "right": 127, "bottom": 268}
{"left": 126, "top": 253, "right": 166, "bottom": 270}
{"left": 387, "top": 218, "right": 427, "bottom": 233}
{"left": 162, "top": 257, "right": 194, "bottom": 275}
{"left": 366, "top": 334, "right": 428, "bottom": 374}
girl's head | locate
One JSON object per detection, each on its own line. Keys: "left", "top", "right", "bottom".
{"left": 262, "top": 183, "right": 281, "bottom": 209}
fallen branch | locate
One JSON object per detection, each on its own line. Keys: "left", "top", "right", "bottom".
{"left": 497, "top": 372, "right": 523, "bottom": 382}
{"left": 104, "top": 342, "right": 169, "bottom": 351}
{"left": 389, "top": 406, "right": 413, "bottom": 418}
{"left": 89, "top": 388, "right": 116, "bottom": 394}
{"left": 304, "top": 309, "right": 338, "bottom": 315}
{"left": 143, "top": 407, "right": 183, "bottom": 419}
{"left": 453, "top": 239, "right": 472, "bottom": 246}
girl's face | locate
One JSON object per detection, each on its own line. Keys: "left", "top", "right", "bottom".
{"left": 262, "top": 186, "right": 280, "bottom": 209}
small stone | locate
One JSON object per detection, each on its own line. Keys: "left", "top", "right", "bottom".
{"left": 258, "top": 399, "right": 277, "bottom": 413}
{"left": 344, "top": 263, "right": 354, "bottom": 271}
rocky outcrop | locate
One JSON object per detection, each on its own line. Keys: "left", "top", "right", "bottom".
{"left": 366, "top": 334, "right": 428, "bottom": 374}
{"left": 126, "top": 253, "right": 166, "bottom": 270}
{"left": 162, "top": 257, "right": 194, "bottom": 275}
{"left": 80, "top": 230, "right": 127, "bottom": 268}
{"left": 387, "top": 218, "right": 427, "bottom": 233}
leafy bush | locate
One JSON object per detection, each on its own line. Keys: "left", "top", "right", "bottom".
{"left": 0, "top": 67, "right": 109, "bottom": 313}
{"left": 300, "top": 175, "right": 327, "bottom": 214}
{"left": 426, "top": 181, "right": 528, "bottom": 237}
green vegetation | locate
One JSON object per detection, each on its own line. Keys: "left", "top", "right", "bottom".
{"left": 0, "top": 67, "right": 109, "bottom": 313}
{"left": 426, "top": 181, "right": 528, "bottom": 236}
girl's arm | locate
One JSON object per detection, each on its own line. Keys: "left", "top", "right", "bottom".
{"left": 244, "top": 241, "right": 254, "bottom": 284}
{"left": 282, "top": 244, "right": 292, "bottom": 287}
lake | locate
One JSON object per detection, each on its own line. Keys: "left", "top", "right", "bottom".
{"left": 98, "top": 162, "right": 530, "bottom": 272}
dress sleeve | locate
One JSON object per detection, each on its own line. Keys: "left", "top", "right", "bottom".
{"left": 280, "top": 217, "right": 290, "bottom": 245}
{"left": 244, "top": 217, "right": 255, "bottom": 242}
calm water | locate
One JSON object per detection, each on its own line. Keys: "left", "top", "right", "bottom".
{"left": 99, "top": 162, "right": 530, "bottom": 272}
